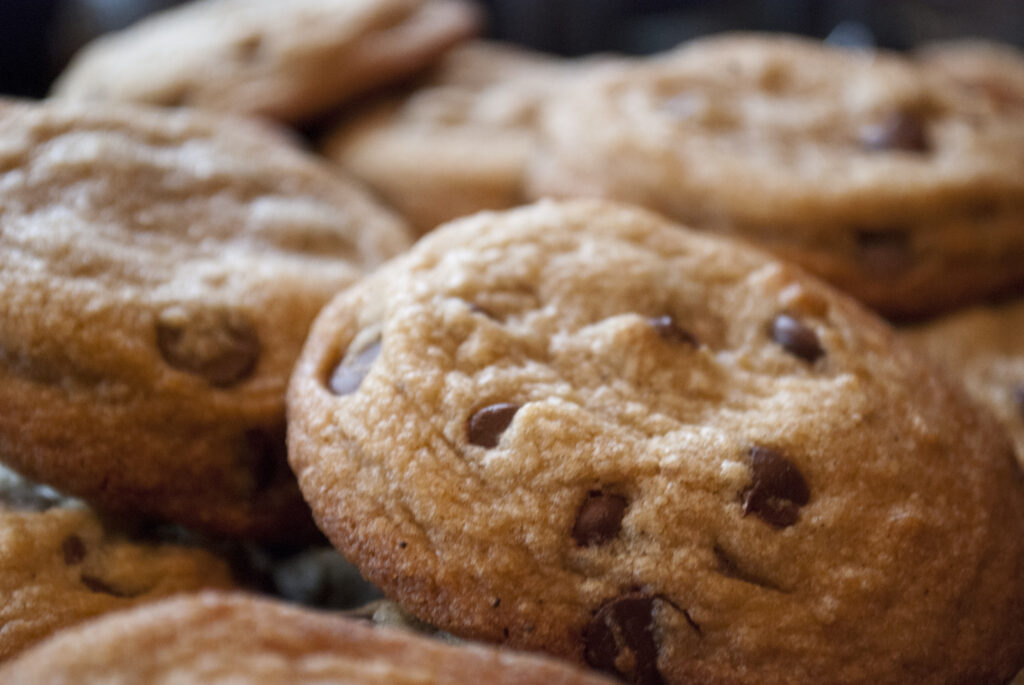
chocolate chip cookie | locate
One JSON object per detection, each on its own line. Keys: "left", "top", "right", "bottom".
{"left": 902, "top": 298, "right": 1024, "bottom": 466}
{"left": 0, "top": 592, "right": 616, "bottom": 684}
{"left": 288, "top": 199, "right": 1024, "bottom": 684}
{"left": 323, "top": 41, "right": 621, "bottom": 234}
{"left": 51, "top": 0, "right": 480, "bottom": 124}
{"left": 0, "top": 99, "right": 411, "bottom": 539}
{"left": 0, "top": 465, "right": 235, "bottom": 662}
{"left": 527, "top": 34, "right": 1024, "bottom": 319}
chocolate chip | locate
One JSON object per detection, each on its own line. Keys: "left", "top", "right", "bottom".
{"left": 467, "top": 403, "right": 520, "bottom": 448}
{"left": 80, "top": 575, "right": 133, "bottom": 598}
{"left": 584, "top": 593, "right": 664, "bottom": 685}
{"left": 329, "top": 340, "right": 381, "bottom": 396}
{"left": 61, "top": 535, "right": 86, "bottom": 565}
{"left": 742, "top": 446, "right": 810, "bottom": 528}
{"left": 771, "top": 314, "right": 824, "bottom": 363}
{"left": 859, "top": 111, "right": 930, "bottom": 153}
{"left": 855, "top": 229, "right": 912, "bottom": 275}
{"left": 156, "top": 306, "right": 260, "bottom": 387}
{"left": 648, "top": 316, "right": 697, "bottom": 346}
{"left": 572, "top": 491, "right": 627, "bottom": 546}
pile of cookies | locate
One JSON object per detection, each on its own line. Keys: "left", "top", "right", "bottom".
{"left": 1, "top": 0, "right": 1023, "bottom": 683}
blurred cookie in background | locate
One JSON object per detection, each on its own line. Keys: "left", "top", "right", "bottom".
{"left": 527, "top": 33, "right": 1024, "bottom": 319}
{"left": 51, "top": 0, "right": 481, "bottom": 124}
{"left": 902, "top": 299, "right": 1024, "bottom": 466}
{"left": 323, "top": 41, "right": 623, "bottom": 234}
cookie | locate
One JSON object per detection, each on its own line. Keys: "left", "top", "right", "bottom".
{"left": 288, "top": 199, "right": 1024, "bottom": 684}
{"left": 323, "top": 41, "right": 620, "bottom": 234}
{"left": 0, "top": 465, "right": 235, "bottom": 662}
{"left": 915, "top": 39, "right": 1024, "bottom": 112}
{"left": 0, "top": 592, "right": 617, "bottom": 684}
{"left": 51, "top": 0, "right": 481, "bottom": 124}
{"left": 526, "top": 33, "right": 1024, "bottom": 319}
{"left": 0, "top": 99, "right": 411, "bottom": 539}
{"left": 902, "top": 299, "right": 1024, "bottom": 466}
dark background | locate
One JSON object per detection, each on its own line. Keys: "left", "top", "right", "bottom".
{"left": 2, "top": 0, "right": 1023, "bottom": 98}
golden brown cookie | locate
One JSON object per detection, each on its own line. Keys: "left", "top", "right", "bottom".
{"left": 0, "top": 99, "right": 411, "bottom": 539}
{"left": 288, "top": 199, "right": 1024, "bottom": 684}
{"left": 324, "top": 41, "right": 621, "bottom": 234}
{"left": 527, "top": 34, "right": 1024, "bottom": 319}
{"left": 51, "top": 0, "right": 481, "bottom": 124}
{"left": 0, "top": 592, "right": 617, "bottom": 684}
{"left": 902, "top": 298, "right": 1024, "bottom": 465}
{"left": 0, "top": 465, "right": 235, "bottom": 663}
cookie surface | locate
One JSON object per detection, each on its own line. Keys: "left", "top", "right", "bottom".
{"left": 51, "top": 0, "right": 480, "bottom": 124}
{"left": 0, "top": 99, "right": 411, "bottom": 539}
{"left": 324, "top": 41, "right": 619, "bottom": 234}
{"left": 902, "top": 299, "right": 1024, "bottom": 465}
{"left": 527, "top": 34, "right": 1024, "bottom": 319}
{"left": 0, "top": 465, "right": 235, "bottom": 663}
{"left": 0, "top": 592, "right": 616, "bottom": 684}
{"left": 288, "top": 200, "right": 1024, "bottom": 684}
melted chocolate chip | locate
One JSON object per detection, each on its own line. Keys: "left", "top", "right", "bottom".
{"left": 859, "top": 111, "right": 930, "bottom": 153}
{"left": 467, "top": 403, "right": 520, "bottom": 448}
{"left": 329, "top": 340, "right": 381, "bottom": 396}
{"left": 61, "top": 535, "right": 87, "bottom": 565}
{"left": 156, "top": 307, "right": 261, "bottom": 387}
{"left": 771, "top": 314, "right": 824, "bottom": 363}
{"left": 573, "top": 491, "right": 627, "bottom": 546}
{"left": 742, "top": 446, "right": 810, "bottom": 528}
{"left": 855, "top": 229, "right": 912, "bottom": 275}
{"left": 584, "top": 593, "right": 665, "bottom": 685}
{"left": 80, "top": 575, "right": 133, "bottom": 598}
{"left": 648, "top": 316, "right": 697, "bottom": 346}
